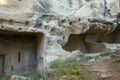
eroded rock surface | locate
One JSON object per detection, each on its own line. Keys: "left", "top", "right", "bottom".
{"left": 35, "top": 0, "right": 120, "bottom": 62}
{"left": 0, "top": 0, "right": 120, "bottom": 70}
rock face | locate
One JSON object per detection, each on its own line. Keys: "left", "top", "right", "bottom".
{"left": 111, "top": 46, "right": 120, "bottom": 57}
{"left": 0, "top": 0, "right": 120, "bottom": 75}
{"left": 36, "top": 0, "right": 120, "bottom": 62}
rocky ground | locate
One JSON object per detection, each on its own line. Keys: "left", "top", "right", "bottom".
{"left": 84, "top": 56, "right": 120, "bottom": 80}
{"left": 3, "top": 51, "right": 120, "bottom": 80}
{"left": 45, "top": 50, "right": 120, "bottom": 80}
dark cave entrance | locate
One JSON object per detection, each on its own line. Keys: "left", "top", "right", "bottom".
{"left": 62, "top": 34, "right": 86, "bottom": 52}
{"left": 63, "top": 25, "right": 120, "bottom": 53}
{"left": 0, "top": 30, "right": 44, "bottom": 75}
{"left": 62, "top": 34, "right": 107, "bottom": 53}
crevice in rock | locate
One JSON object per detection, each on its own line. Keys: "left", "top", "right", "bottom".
{"left": 103, "top": 0, "right": 107, "bottom": 17}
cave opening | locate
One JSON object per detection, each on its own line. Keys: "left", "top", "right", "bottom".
{"left": 62, "top": 34, "right": 85, "bottom": 52}
{"left": 63, "top": 25, "right": 120, "bottom": 53}
{"left": 0, "top": 30, "right": 44, "bottom": 75}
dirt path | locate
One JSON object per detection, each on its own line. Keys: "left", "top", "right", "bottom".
{"left": 84, "top": 57, "right": 120, "bottom": 80}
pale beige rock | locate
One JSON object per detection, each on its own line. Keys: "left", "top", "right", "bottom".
{"left": 11, "top": 75, "right": 31, "bottom": 80}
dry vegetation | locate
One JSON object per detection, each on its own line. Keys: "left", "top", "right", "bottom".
{"left": 46, "top": 57, "right": 96, "bottom": 80}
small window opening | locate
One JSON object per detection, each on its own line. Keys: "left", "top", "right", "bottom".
{"left": 9, "top": 19, "right": 14, "bottom": 25}
{"left": 11, "top": 66, "right": 14, "bottom": 71}
{"left": 18, "top": 52, "right": 21, "bottom": 63}
{"left": 25, "top": 21, "right": 29, "bottom": 27}
{"left": 61, "top": 19, "right": 66, "bottom": 23}
{"left": 69, "top": 22, "right": 73, "bottom": 25}
{"left": 78, "top": 18, "right": 81, "bottom": 21}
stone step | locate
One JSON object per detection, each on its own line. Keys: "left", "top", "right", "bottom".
{"left": 91, "top": 69, "right": 113, "bottom": 80}
{"left": 93, "top": 70, "right": 112, "bottom": 75}
{"left": 100, "top": 74, "right": 113, "bottom": 80}
{"left": 92, "top": 70, "right": 108, "bottom": 73}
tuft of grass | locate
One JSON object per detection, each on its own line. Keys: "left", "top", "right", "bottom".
{"left": 23, "top": 73, "right": 42, "bottom": 80}
{"left": 48, "top": 58, "right": 96, "bottom": 80}
{"left": 99, "top": 52, "right": 110, "bottom": 57}
{"left": 3, "top": 76, "right": 11, "bottom": 80}
{"left": 79, "top": 54, "right": 93, "bottom": 61}
{"left": 110, "top": 57, "right": 120, "bottom": 71}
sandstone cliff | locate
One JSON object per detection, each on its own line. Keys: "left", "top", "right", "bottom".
{"left": 0, "top": 0, "right": 120, "bottom": 63}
